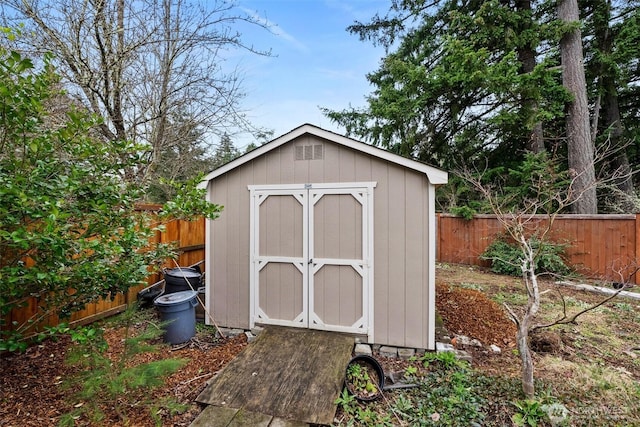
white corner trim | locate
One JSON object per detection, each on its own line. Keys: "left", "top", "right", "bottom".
{"left": 427, "top": 183, "right": 437, "bottom": 350}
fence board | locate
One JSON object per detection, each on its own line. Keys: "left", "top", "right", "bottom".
{"left": 438, "top": 214, "right": 639, "bottom": 284}
{"left": 2, "top": 213, "right": 207, "bottom": 336}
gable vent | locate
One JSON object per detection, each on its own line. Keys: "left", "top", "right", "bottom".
{"left": 295, "top": 144, "right": 323, "bottom": 161}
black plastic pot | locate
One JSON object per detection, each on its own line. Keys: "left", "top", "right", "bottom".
{"left": 345, "top": 355, "right": 385, "bottom": 401}
{"left": 137, "top": 281, "right": 164, "bottom": 307}
{"left": 163, "top": 267, "right": 202, "bottom": 294}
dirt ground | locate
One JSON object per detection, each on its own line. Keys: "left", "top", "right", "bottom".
{"left": 0, "top": 320, "right": 247, "bottom": 427}
{"left": 437, "top": 263, "right": 640, "bottom": 382}
{"left": 2, "top": 263, "right": 639, "bottom": 426}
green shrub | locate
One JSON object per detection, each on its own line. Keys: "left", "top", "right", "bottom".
{"left": 389, "top": 352, "right": 485, "bottom": 426}
{"left": 481, "top": 236, "right": 571, "bottom": 277}
{"left": 512, "top": 399, "right": 548, "bottom": 426}
{"left": 0, "top": 37, "right": 222, "bottom": 349}
{"left": 450, "top": 205, "right": 477, "bottom": 220}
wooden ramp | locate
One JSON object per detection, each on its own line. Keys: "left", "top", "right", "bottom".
{"left": 194, "top": 326, "right": 354, "bottom": 426}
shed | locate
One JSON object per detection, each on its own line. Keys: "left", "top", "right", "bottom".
{"left": 199, "top": 124, "right": 447, "bottom": 350}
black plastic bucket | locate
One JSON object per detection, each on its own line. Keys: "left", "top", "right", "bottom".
{"left": 345, "top": 355, "right": 385, "bottom": 401}
{"left": 136, "top": 281, "right": 164, "bottom": 308}
{"left": 163, "top": 267, "right": 201, "bottom": 294}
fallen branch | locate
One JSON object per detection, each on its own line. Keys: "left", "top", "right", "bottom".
{"left": 181, "top": 372, "right": 214, "bottom": 386}
{"left": 555, "top": 281, "right": 640, "bottom": 301}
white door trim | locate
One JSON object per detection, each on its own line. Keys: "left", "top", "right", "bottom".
{"left": 249, "top": 182, "right": 375, "bottom": 342}
{"left": 249, "top": 187, "right": 309, "bottom": 329}
{"left": 308, "top": 186, "right": 373, "bottom": 339}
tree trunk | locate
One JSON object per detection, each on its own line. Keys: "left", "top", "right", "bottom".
{"left": 603, "top": 80, "right": 635, "bottom": 211}
{"left": 518, "top": 243, "right": 541, "bottom": 398}
{"left": 558, "top": 0, "right": 598, "bottom": 214}
{"left": 516, "top": 0, "right": 545, "bottom": 154}
{"left": 517, "top": 324, "right": 535, "bottom": 398}
{"left": 592, "top": 0, "right": 634, "bottom": 211}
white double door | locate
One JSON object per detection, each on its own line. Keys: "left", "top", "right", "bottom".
{"left": 249, "top": 183, "right": 374, "bottom": 337}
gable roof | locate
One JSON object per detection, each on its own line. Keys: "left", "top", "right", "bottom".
{"left": 199, "top": 124, "right": 448, "bottom": 187}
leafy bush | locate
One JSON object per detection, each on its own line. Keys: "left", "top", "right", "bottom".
{"left": 0, "top": 34, "right": 222, "bottom": 348}
{"left": 481, "top": 236, "right": 571, "bottom": 277}
{"left": 336, "top": 351, "right": 485, "bottom": 426}
{"left": 450, "top": 205, "right": 477, "bottom": 220}
{"left": 512, "top": 399, "right": 548, "bottom": 427}
{"left": 390, "top": 352, "right": 485, "bottom": 426}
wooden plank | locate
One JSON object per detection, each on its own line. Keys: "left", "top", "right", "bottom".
{"left": 338, "top": 145, "right": 356, "bottom": 182}
{"left": 228, "top": 409, "right": 273, "bottom": 427}
{"left": 180, "top": 218, "right": 205, "bottom": 248}
{"left": 227, "top": 169, "right": 247, "bottom": 327}
{"left": 439, "top": 215, "right": 453, "bottom": 262}
{"left": 436, "top": 213, "right": 442, "bottom": 262}
{"left": 404, "top": 172, "right": 425, "bottom": 348}
{"left": 189, "top": 406, "right": 301, "bottom": 427}
{"left": 470, "top": 217, "right": 480, "bottom": 263}
{"left": 372, "top": 160, "right": 389, "bottom": 346}
{"left": 211, "top": 177, "right": 231, "bottom": 326}
{"left": 606, "top": 219, "right": 619, "bottom": 277}
{"left": 593, "top": 219, "right": 603, "bottom": 276}
{"left": 69, "top": 305, "right": 127, "bottom": 328}
{"left": 196, "top": 326, "right": 354, "bottom": 425}
{"left": 269, "top": 418, "right": 309, "bottom": 427}
{"left": 190, "top": 406, "right": 240, "bottom": 427}
{"left": 386, "top": 166, "right": 406, "bottom": 345}
{"left": 476, "top": 217, "right": 488, "bottom": 265}
{"left": 7, "top": 296, "right": 36, "bottom": 332}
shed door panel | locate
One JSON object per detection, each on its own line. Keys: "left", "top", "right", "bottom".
{"left": 250, "top": 184, "right": 372, "bottom": 336}
{"left": 311, "top": 265, "right": 363, "bottom": 329}
{"left": 254, "top": 191, "right": 308, "bottom": 328}
{"left": 312, "top": 194, "right": 362, "bottom": 259}
{"left": 309, "top": 190, "right": 368, "bottom": 334}
{"left": 259, "top": 195, "right": 304, "bottom": 257}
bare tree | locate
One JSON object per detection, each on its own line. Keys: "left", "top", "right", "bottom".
{"left": 2, "top": 0, "right": 271, "bottom": 184}
{"left": 460, "top": 151, "right": 624, "bottom": 398}
{"left": 558, "top": 0, "right": 598, "bottom": 214}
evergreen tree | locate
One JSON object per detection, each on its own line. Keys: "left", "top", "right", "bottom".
{"left": 211, "top": 133, "right": 241, "bottom": 169}
{"left": 324, "top": 0, "right": 567, "bottom": 171}
{"left": 584, "top": 0, "right": 640, "bottom": 211}
{"left": 325, "top": 0, "right": 640, "bottom": 213}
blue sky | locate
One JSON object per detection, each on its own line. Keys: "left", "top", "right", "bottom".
{"left": 231, "top": 0, "right": 389, "bottom": 149}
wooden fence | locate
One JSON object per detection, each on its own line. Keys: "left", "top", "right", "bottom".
{"left": 2, "top": 214, "right": 205, "bottom": 336}
{"left": 5, "top": 212, "right": 640, "bottom": 334}
{"left": 437, "top": 213, "right": 640, "bottom": 284}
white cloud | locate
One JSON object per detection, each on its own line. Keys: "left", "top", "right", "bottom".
{"left": 241, "top": 7, "right": 309, "bottom": 53}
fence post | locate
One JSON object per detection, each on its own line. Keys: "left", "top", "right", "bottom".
{"left": 636, "top": 214, "right": 640, "bottom": 284}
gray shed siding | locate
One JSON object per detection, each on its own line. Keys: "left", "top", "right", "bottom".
{"left": 206, "top": 134, "right": 435, "bottom": 349}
